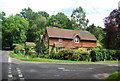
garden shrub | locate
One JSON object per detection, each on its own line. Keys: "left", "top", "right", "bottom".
{"left": 53, "top": 48, "right": 89, "bottom": 61}
{"left": 27, "top": 50, "right": 37, "bottom": 58}
{"left": 72, "top": 48, "right": 89, "bottom": 61}
{"left": 25, "top": 44, "right": 38, "bottom": 58}
{"left": 57, "top": 48, "right": 74, "bottom": 60}
{"left": 39, "top": 54, "right": 45, "bottom": 58}
{"left": 14, "top": 46, "right": 23, "bottom": 54}
{"left": 90, "top": 48, "right": 119, "bottom": 62}
{"left": 49, "top": 49, "right": 56, "bottom": 59}
{"left": 10, "top": 51, "right": 23, "bottom": 58}
{"left": 25, "top": 44, "right": 35, "bottom": 54}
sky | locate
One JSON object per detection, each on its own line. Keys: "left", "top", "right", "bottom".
{"left": 0, "top": 0, "right": 120, "bottom": 27}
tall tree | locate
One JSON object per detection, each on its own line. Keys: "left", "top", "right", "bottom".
{"left": 26, "top": 15, "right": 47, "bottom": 41}
{"left": 38, "top": 11, "right": 49, "bottom": 19}
{"left": 103, "top": 8, "right": 120, "bottom": 50}
{"left": 2, "top": 15, "right": 29, "bottom": 49}
{"left": 86, "top": 24, "right": 105, "bottom": 42}
{"left": 0, "top": 12, "right": 5, "bottom": 49}
{"left": 19, "top": 8, "right": 48, "bottom": 41}
{"left": 48, "top": 12, "right": 72, "bottom": 29}
{"left": 71, "top": 7, "right": 89, "bottom": 30}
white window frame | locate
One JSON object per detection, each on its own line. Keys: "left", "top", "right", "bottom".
{"left": 58, "top": 39, "right": 63, "bottom": 42}
{"left": 74, "top": 38, "right": 79, "bottom": 43}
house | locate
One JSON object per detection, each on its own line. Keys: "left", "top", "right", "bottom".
{"left": 39, "top": 25, "right": 97, "bottom": 53}
{"left": 25, "top": 42, "right": 36, "bottom": 46}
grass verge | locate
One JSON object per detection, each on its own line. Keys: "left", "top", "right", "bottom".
{"left": 9, "top": 51, "right": 120, "bottom": 63}
{"left": 105, "top": 71, "right": 120, "bottom": 81}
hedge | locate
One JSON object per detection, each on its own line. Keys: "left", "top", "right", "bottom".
{"left": 90, "top": 48, "right": 120, "bottom": 62}
{"left": 72, "top": 48, "right": 89, "bottom": 61}
{"left": 48, "top": 48, "right": 89, "bottom": 61}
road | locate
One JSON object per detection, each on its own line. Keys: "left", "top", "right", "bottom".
{"left": 1, "top": 51, "right": 119, "bottom": 81}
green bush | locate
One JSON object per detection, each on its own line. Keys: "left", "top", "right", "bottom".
{"left": 39, "top": 54, "right": 45, "bottom": 58}
{"left": 72, "top": 48, "right": 89, "bottom": 61}
{"left": 90, "top": 48, "right": 119, "bottom": 62}
{"left": 25, "top": 44, "right": 38, "bottom": 58}
{"left": 10, "top": 51, "right": 23, "bottom": 58}
{"left": 14, "top": 46, "right": 23, "bottom": 54}
{"left": 49, "top": 50, "right": 56, "bottom": 59}
{"left": 105, "top": 72, "right": 120, "bottom": 81}
{"left": 52, "top": 48, "right": 89, "bottom": 61}
{"left": 25, "top": 45, "right": 35, "bottom": 54}
{"left": 57, "top": 48, "right": 74, "bottom": 60}
{"left": 28, "top": 50, "right": 37, "bottom": 58}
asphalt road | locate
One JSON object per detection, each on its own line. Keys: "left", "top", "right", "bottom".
{"left": 1, "top": 51, "right": 119, "bottom": 81}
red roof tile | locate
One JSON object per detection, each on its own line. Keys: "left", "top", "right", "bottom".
{"left": 46, "top": 27, "right": 97, "bottom": 41}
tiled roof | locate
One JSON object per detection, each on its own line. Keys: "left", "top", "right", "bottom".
{"left": 46, "top": 27, "right": 97, "bottom": 41}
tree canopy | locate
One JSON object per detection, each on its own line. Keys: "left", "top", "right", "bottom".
{"left": 19, "top": 8, "right": 48, "bottom": 42}
{"left": 2, "top": 7, "right": 102, "bottom": 49}
{"left": 103, "top": 8, "right": 120, "bottom": 50}
{"left": 48, "top": 12, "right": 72, "bottom": 29}
{"left": 71, "top": 7, "right": 89, "bottom": 30}
{"left": 2, "top": 15, "right": 29, "bottom": 48}
{"left": 86, "top": 24, "right": 104, "bottom": 42}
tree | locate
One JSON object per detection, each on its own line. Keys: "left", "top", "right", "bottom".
{"left": 2, "top": 15, "right": 29, "bottom": 49}
{"left": 26, "top": 15, "right": 47, "bottom": 41}
{"left": 86, "top": 24, "right": 105, "bottom": 42}
{"left": 103, "top": 8, "right": 120, "bottom": 50}
{"left": 19, "top": 7, "right": 37, "bottom": 21}
{"left": 71, "top": 7, "right": 89, "bottom": 30}
{"left": 48, "top": 12, "right": 72, "bottom": 29}
{"left": 0, "top": 12, "right": 5, "bottom": 49}
{"left": 19, "top": 8, "right": 48, "bottom": 42}
{"left": 38, "top": 11, "right": 49, "bottom": 19}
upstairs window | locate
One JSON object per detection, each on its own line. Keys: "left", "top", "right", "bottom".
{"left": 74, "top": 38, "right": 79, "bottom": 43}
{"left": 58, "top": 39, "right": 63, "bottom": 42}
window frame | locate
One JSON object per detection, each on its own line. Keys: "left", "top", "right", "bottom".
{"left": 58, "top": 39, "right": 63, "bottom": 42}
{"left": 74, "top": 37, "right": 79, "bottom": 43}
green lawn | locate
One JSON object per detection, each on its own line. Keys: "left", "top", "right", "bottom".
{"left": 9, "top": 51, "right": 119, "bottom": 63}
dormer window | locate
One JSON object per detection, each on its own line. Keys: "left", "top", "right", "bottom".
{"left": 74, "top": 38, "right": 79, "bottom": 43}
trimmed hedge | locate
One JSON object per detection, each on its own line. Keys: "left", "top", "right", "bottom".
{"left": 55, "top": 48, "right": 74, "bottom": 60}
{"left": 90, "top": 48, "right": 120, "bottom": 62}
{"left": 48, "top": 48, "right": 89, "bottom": 61}
{"left": 72, "top": 48, "right": 89, "bottom": 61}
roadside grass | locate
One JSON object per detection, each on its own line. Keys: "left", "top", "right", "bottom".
{"left": 105, "top": 71, "right": 120, "bottom": 81}
{"left": 9, "top": 51, "right": 120, "bottom": 63}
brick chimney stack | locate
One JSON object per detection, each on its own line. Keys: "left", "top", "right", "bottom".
{"left": 53, "top": 22, "right": 58, "bottom": 28}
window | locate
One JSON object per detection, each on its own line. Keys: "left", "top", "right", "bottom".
{"left": 45, "top": 37, "right": 47, "bottom": 42}
{"left": 74, "top": 38, "right": 79, "bottom": 43}
{"left": 58, "top": 39, "right": 63, "bottom": 42}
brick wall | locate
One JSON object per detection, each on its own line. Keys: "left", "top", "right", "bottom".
{"left": 80, "top": 40, "right": 97, "bottom": 47}
{"left": 49, "top": 38, "right": 97, "bottom": 48}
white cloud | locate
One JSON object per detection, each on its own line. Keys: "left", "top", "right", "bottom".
{"left": 0, "top": 0, "right": 120, "bottom": 27}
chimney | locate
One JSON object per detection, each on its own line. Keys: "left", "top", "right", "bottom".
{"left": 53, "top": 22, "right": 58, "bottom": 28}
{"left": 118, "top": 1, "right": 120, "bottom": 9}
